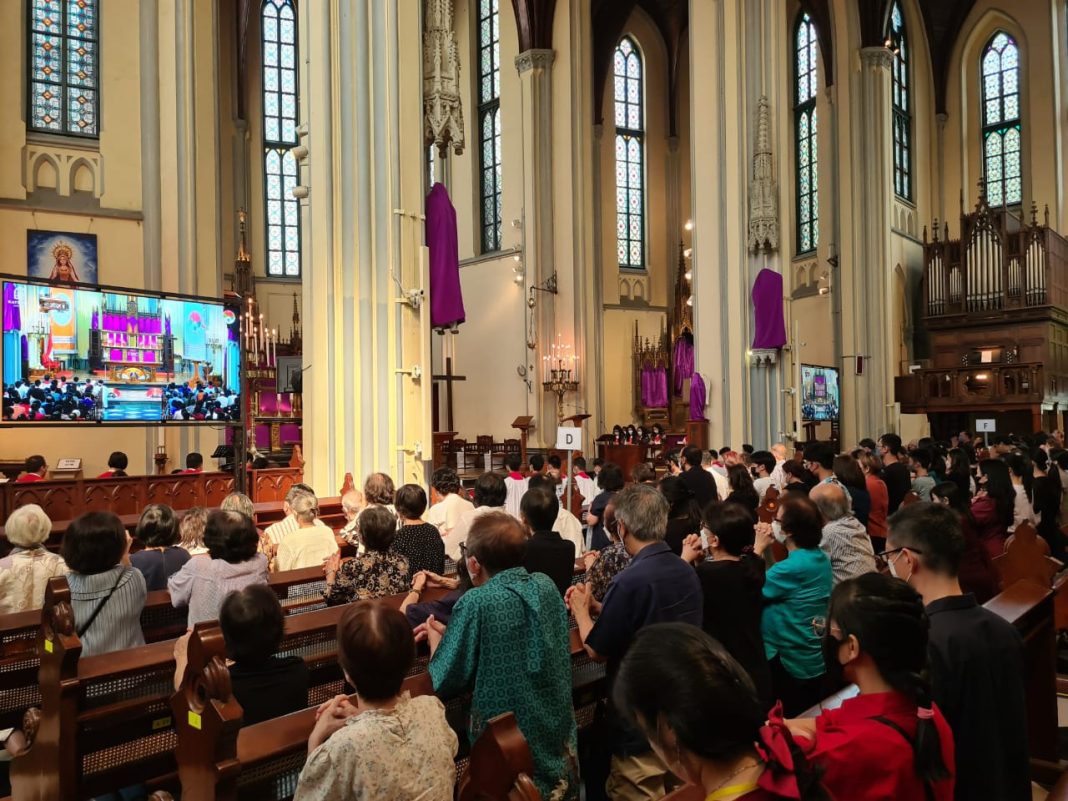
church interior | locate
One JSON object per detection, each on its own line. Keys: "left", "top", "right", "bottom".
{"left": 4, "top": 0, "right": 1068, "bottom": 799}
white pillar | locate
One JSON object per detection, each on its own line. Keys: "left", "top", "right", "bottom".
{"left": 300, "top": 0, "right": 429, "bottom": 493}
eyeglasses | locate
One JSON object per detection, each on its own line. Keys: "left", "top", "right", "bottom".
{"left": 874, "top": 546, "right": 922, "bottom": 571}
{"left": 812, "top": 616, "right": 830, "bottom": 637}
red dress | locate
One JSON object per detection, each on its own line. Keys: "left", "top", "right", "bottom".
{"left": 798, "top": 691, "right": 955, "bottom": 801}
{"left": 865, "top": 475, "right": 889, "bottom": 542}
{"left": 970, "top": 495, "right": 1009, "bottom": 561}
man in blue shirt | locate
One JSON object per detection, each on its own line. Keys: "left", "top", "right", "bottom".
{"left": 569, "top": 484, "right": 702, "bottom": 801}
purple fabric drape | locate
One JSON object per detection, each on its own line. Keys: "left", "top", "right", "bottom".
{"left": 3, "top": 282, "right": 20, "bottom": 331}
{"left": 20, "top": 335, "right": 28, "bottom": 362}
{"left": 425, "top": 182, "right": 465, "bottom": 329}
{"left": 652, "top": 366, "right": 669, "bottom": 406}
{"left": 673, "top": 337, "right": 694, "bottom": 394}
{"left": 751, "top": 268, "right": 787, "bottom": 349}
{"left": 640, "top": 365, "right": 653, "bottom": 406}
{"left": 689, "top": 373, "right": 707, "bottom": 421}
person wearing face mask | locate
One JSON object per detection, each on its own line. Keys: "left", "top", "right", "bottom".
{"left": 884, "top": 502, "right": 1029, "bottom": 801}
{"left": 753, "top": 495, "right": 832, "bottom": 717}
{"left": 613, "top": 623, "right": 831, "bottom": 801}
{"left": 970, "top": 459, "right": 1014, "bottom": 560}
{"left": 785, "top": 572, "right": 956, "bottom": 801}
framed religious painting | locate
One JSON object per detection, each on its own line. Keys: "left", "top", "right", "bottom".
{"left": 27, "top": 230, "right": 98, "bottom": 285}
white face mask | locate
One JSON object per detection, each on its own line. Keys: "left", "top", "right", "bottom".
{"left": 888, "top": 551, "right": 912, "bottom": 583}
{"left": 772, "top": 520, "right": 787, "bottom": 543}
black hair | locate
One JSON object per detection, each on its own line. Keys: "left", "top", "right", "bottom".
{"left": 742, "top": 444, "right": 754, "bottom": 455}
{"left": 683, "top": 446, "right": 703, "bottom": 467}
{"left": 573, "top": 456, "right": 587, "bottom": 470}
{"left": 136, "top": 503, "right": 179, "bottom": 548}
{"left": 337, "top": 601, "right": 414, "bottom": 701}
{"left": 1002, "top": 451, "right": 1033, "bottom": 504}
{"left": 186, "top": 452, "right": 204, "bottom": 470}
{"left": 889, "top": 496, "right": 964, "bottom": 577}
{"left": 880, "top": 433, "right": 903, "bottom": 455}
{"left": 597, "top": 462, "right": 625, "bottom": 492}
{"left": 527, "top": 473, "right": 556, "bottom": 492}
{"left": 859, "top": 438, "right": 877, "bottom": 451}
{"left": 473, "top": 471, "right": 508, "bottom": 507}
{"left": 203, "top": 509, "right": 259, "bottom": 563}
{"left": 832, "top": 454, "right": 866, "bottom": 492}
{"left": 62, "top": 511, "right": 127, "bottom": 574}
{"left": 828, "top": 573, "right": 949, "bottom": 785}
{"left": 548, "top": 454, "right": 562, "bottom": 469}
{"left": 978, "top": 459, "right": 1016, "bottom": 527}
{"left": 614, "top": 623, "right": 829, "bottom": 801}
{"left": 431, "top": 466, "right": 462, "bottom": 495}
{"left": 779, "top": 495, "right": 823, "bottom": 549}
{"left": 751, "top": 450, "right": 776, "bottom": 475}
{"left": 394, "top": 484, "right": 428, "bottom": 519}
{"left": 702, "top": 501, "right": 755, "bottom": 556}
{"left": 726, "top": 465, "right": 759, "bottom": 513}
{"left": 529, "top": 454, "right": 545, "bottom": 471}
{"left": 909, "top": 447, "right": 934, "bottom": 472}
{"left": 107, "top": 451, "right": 129, "bottom": 471}
{"left": 521, "top": 486, "right": 559, "bottom": 531}
{"left": 945, "top": 448, "right": 972, "bottom": 499}
{"left": 359, "top": 505, "right": 399, "bottom": 552}
{"left": 803, "top": 442, "right": 835, "bottom": 470}
{"left": 24, "top": 454, "right": 45, "bottom": 474}
{"left": 505, "top": 452, "right": 522, "bottom": 472}
{"left": 220, "top": 584, "right": 284, "bottom": 665}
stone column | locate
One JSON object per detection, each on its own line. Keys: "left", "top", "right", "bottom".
{"left": 843, "top": 47, "right": 895, "bottom": 439}
{"left": 300, "top": 0, "right": 429, "bottom": 492}
{"left": 515, "top": 48, "right": 559, "bottom": 445}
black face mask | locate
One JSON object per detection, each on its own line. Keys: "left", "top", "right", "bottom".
{"left": 822, "top": 634, "right": 847, "bottom": 687}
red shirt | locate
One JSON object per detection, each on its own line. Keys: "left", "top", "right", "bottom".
{"left": 181, "top": 468, "right": 203, "bottom": 474}
{"left": 15, "top": 473, "right": 44, "bottom": 483}
{"left": 800, "top": 691, "right": 955, "bottom": 801}
{"left": 865, "top": 474, "right": 889, "bottom": 541}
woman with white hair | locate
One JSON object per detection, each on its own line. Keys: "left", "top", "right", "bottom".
{"left": 0, "top": 504, "right": 68, "bottom": 613}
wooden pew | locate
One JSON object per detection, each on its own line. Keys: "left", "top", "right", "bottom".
{"left": 0, "top": 565, "right": 329, "bottom": 732}
{"left": 158, "top": 612, "right": 603, "bottom": 799}
{"left": 7, "top": 577, "right": 452, "bottom": 801}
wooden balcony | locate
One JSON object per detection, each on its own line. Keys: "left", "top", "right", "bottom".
{"left": 895, "top": 362, "right": 1045, "bottom": 414}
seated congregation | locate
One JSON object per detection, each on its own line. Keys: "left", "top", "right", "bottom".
{"left": 0, "top": 434, "right": 1060, "bottom": 801}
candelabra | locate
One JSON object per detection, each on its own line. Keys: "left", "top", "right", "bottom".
{"left": 542, "top": 336, "right": 579, "bottom": 422}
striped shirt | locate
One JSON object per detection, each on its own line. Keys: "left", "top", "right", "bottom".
{"left": 168, "top": 554, "right": 270, "bottom": 625}
{"left": 819, "top": 516, "right": 877, "bottom": 585}
{"left": 67, "top": 565, "right": 147, "bottom": 658}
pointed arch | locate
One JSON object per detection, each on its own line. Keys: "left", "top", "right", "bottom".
{"left": 477, "top": 0, "right": 503, "bottom": 254}
{"left": 979, "top": 30, "right": 1021, "bottom": 207}
{"left": 28, "top": 0, "right": 99, "bottom": 136}
{"left": 614, "top": 35, "right": 645, "bottom": 270}
{"left": 889, "top": 1, "right": 912, "bottom": 201}
{"left": 794, "top": 12, "right": 820, "bottom": 255}
{"left": 261, "top": 0, "right": 301, "bottom": 277}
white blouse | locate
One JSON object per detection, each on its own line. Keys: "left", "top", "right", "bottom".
{"left": 0, "top": 548, "right": 69, "bottom": 614}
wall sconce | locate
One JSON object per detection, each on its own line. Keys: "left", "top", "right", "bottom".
{"left": 684, "top": 219, "right": 694, "bottom": 232}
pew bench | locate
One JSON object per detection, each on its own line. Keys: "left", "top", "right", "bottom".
{"left": 7, "top": 577, "right": 450, "bottom": 801}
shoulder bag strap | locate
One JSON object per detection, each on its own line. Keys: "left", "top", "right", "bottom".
{"left": 76, "top": 569, "right": 126, "bottom": 639}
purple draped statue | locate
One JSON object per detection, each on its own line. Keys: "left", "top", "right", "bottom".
{"left": 672, "top": 335, "right": 694, "bottom": 395}
{"left": 425, "top": 182, "right": 466, "bottom": 330}
{"left": 751, "top": 268, "right": 787, "bottom": 349}
{"left": 3, "top": 282, "right": 20, "bottom": 331}
{"left": 689, "top": 373, "right": 707, "bottom": 421}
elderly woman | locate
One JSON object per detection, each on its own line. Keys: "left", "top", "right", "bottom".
{"left": 293, "top": 601, "right": 457, "bottom": 801}
{"left": 324, "top": 506, "right": 409, "bottom": 606}
{"left": 0, "top": 504, "right": 67, "bottom": 613}
{"left": 130, "top": 504, "right": 190, "bottom": 591}
{"left": 275, "top": 493, "right": 339, "bottom": 572}
{"left": 363, "top": 472, "right": 397, "bottom": 514}
{"left": 62, "top": 511, "right": 147, "bottom": 657}
{"left": 178, "top": 506, "right": 209, "bottom": 556}
{"left": 168, "top": 510, "right": 269, "bottom": 625}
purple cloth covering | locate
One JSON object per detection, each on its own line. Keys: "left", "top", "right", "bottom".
{"left": 426, "top": 183, "right": 465, "bottom": 329}
{"left": 21, "top": 335, "right": 29, "bottom": 362}
{"left": 673, "top": 337, "right": 694, "bottom": 395}
{"left": 640, "top": 364, "right": 669, "bottom": 407}
{"left": 689, "top": 373, "right": 707, "bottom": 421}
{"left": 3, "top": 282, "right": 20, "bottom": 331}
{"left": 751, "top": 268, "right": 787, "bottom": 349}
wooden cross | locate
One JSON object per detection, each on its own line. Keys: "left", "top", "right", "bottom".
{"left": 432, "top": 356, "right": 466, "bottom": 432}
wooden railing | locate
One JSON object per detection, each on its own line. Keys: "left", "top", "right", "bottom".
{"left": 894, "top": 363, "right": 1044, "bottom": 412}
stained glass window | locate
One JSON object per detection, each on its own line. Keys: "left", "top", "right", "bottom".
{"left": 28, "top": 0, "right": 98, "bottom": 136}
{"left": 794, "top": 13, "right": 819, "bottom": 254}
{"left": 614, "top": 37, "right": 645, "bottom": 270}
{"left": 981, "top": 31, "right": 1021, "bottom": 207}
{"left": 477, "top": 0, "right": 502, "bottom": 253}
{"left": 890, "top": 2, "right": 912, "bottom": 201}
{"left": 261, "top": 0, "right": 301, "bottom": 277}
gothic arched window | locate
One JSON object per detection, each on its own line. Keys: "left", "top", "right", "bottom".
{"left": 477, "top": 0, "right": 502, "bottom": 253}
{"left": 794, "top": 13, "right": 819, "bottom": 254}
{"left": 261, "top": 0, "right": 301, "bottom": 277}
{"left": 614, "top": 37, "right": 645, "bottom": 270}
{"left": 890, "top": 1, "right": 912, "bottom": 201}
{"left": 29, "top": 0, "right": 99, "bottom": 136}
{"left": 981, "top": 31, "right": 1021, "bottom": 207}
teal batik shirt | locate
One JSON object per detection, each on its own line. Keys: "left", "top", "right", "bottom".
{"left": 429, "top": 566, "right": 579, "bottom": 800}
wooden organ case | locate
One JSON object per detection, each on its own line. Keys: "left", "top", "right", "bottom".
{"left": 895, "top": 192, "right": 1068, "bottom": 436}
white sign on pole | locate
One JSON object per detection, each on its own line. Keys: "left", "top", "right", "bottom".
{"left": 975, "top": 419, "right": 996, "bottom": 433}
{"left": 555, "top": 426, "right": 581, "bottom": 451}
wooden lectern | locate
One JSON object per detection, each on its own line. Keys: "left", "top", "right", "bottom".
{"left": 597, "top": 443, "right": 649, "bottom": 483}
{"left": 512, "top": 416, "right": 534, "bottom": 469}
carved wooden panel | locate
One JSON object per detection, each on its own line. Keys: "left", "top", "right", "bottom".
{"left": 10, "top": 484, "right": 78, "bottom": 522}
{"left": 145, "top": 477, "right": 201, "bottom": 510}
{"left": 82, "top": 482, "right": 143, "bottom": 517}
{"left": 250, "top": 470, "right": 300, "bottom": 504}
{"left": 203, "top": 475, "right": 235, "bottom": 507}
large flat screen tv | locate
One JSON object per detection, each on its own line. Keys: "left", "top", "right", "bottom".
{"left": 800, "top": 364, "right": 840, "bottom": 423}
{"left": 2, "top": 276, "right": 241, "bottom": 424}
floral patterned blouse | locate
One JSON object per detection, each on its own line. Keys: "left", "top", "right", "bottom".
{"left": 323, "top": 550, "right": 410, "bottom": 606}
{"left": 293, "top": 692, "right": 457, "bottom": 801}
{"left": 586, "top": 542, "right": 631, "bottom": 602}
